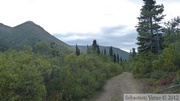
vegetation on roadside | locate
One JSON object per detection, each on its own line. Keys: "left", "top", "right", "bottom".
{"left": 128, "top": 0, "right": 180, "bottom": 93}
{"left": 0, "top": 40, "right": 123, "bottom": 101}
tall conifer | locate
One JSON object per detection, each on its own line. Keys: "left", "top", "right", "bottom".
{"left": 136, "top": 0, "right": 165, "bottom": 53}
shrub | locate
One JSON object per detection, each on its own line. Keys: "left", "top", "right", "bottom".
{"left": 0, "top": 50, "right": 47, "bottom": 101}
{"left": 150, "top": 71, "right": 167, "bottom": 79}
{"left": 160, "top": 78, "right": 166, "bottom": 85}
{"left": 173, "top": 70, "right": 180, "bottom": 84}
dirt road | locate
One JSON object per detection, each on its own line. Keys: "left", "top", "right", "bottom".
{"left": 89, "top": 72, "right": 144, "bottom": 101}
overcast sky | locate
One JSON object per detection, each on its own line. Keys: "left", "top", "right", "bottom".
{"left": 0, "top": 0, "right": 180, "bottom": 52}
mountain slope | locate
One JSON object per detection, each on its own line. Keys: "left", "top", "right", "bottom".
{"left": 0, "top": 21, "right": 74, "bottom": 53}
{"left": 0, "top": 23, "right": 12, "bottom": 51}
{"left": 0, "top": 23, "right": 12, "bottom": 33}
{"left": 76, "top": 45, "right": 129, "bottom": 61}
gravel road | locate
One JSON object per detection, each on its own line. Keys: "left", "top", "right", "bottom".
{"left": 89, "top": 72, "right": 144, "bottom": 101}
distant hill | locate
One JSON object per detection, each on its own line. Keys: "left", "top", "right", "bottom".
{"left": 74, "top": 45, "right": 130, "bottom": 61}
{"left": 0, "top": 21, "right": 74, "bottom": 53}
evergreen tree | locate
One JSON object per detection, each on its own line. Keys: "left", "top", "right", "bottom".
{"left": 92, "top": 39, "right": 98, "bottom": 49}
{"left": 109, "top": 46, "right": 113, "bottom": 58}
{"left": 132, "top": 48, "right": 136, "bottom": 58}
{"left": 97, "top": 45, "right": 100, "bottom": 54}
{"left": 136, "top": 0, "right": 165, "bottom": 53}
{"left": 76, "top": 44, "right": 80, "bottom": 56}
{"left": 129, "top": 48, "right": 137, "bottom": 60}
{"left": 113, "top": 53, "right": 116, "bottom": 62}
{"left": 91, "top": 40, "right": 101, "bottom": 54}
{"left": 163, "top": 16, "right": 180, "bottom": 47}
{"left": 87, "top": 45, "right": 90, "bottom": 54}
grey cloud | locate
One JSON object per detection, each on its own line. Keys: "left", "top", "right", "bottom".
{"left": 53, "top": 33, "right": 89, "bottom": 38}
{"left": 97, "top": 31, "right": 138, "bottom": 51}
{"left": 53, "top": 32, "right": 96, "bottom": 45}
{"left": 53, "top": 25, "right": 138, "bottom": 52}
{"left": 64, "top": 39, "right": 93, "bottom": 46}
{"left": 100, "top": 25, "right": 127, "bottom": 35}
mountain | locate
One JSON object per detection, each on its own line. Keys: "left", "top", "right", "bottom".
{"left": 0, "top": 23, "right": 12, "bottom": 33}
{"left": 0, "top": 21, "right": 74, "bottom": 53}
{"left": 75, "top": 45, "right": 129, "bottom": 61}
{"left": 0, "top": 23, "right": 13, "bottom": 51}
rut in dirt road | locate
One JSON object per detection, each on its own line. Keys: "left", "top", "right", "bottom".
{"left": 90, "top": 72, "right": 144, "bottom": 101}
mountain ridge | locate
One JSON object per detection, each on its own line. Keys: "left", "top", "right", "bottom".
{"left": 0, "top": 23, "right": 12, "bottom": 33}
{"left": 0, "top": 21, "right": 74, "bottom": 53}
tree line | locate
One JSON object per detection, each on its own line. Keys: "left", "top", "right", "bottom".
{"left": 76, "top": 40, "right": 124, "bottom": 62}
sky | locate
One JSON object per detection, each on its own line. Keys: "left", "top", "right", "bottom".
{"left": 0, "top": 0, "right": 180, "bottom": 52}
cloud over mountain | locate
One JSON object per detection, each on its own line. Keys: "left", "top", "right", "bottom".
{"left": 53, "top": 25, "right": 138, "bottom": 52}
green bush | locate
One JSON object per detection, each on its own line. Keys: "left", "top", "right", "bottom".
{"left": 47, "top": 53, "right": 122, "bottom": 101}
{"left": 0, "top": 50, "right": 46, "bottom": 101}
{"left": 131, "top": 52, "right": 155, "bottom": 75}
{"left": 152, "top": 44, "right": 179, "bottom": 72}
{"left": 150, "top": 71, "right": 167, "bottom": 79}
{"left": 173, "top": 70, "right": 180, "bottom": 84}
{"left": 0, "top": 45, "right": 123, "bottom": 101}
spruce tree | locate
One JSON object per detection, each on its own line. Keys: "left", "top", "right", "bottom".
{"left": 113, "top": 53, "right": 116, "bottom": 62}
{"left": 91, "top": 40, "right": 101, "bottom": 54}
{"left": 76, "top": 44, "right": 80, "bottom": 56}
{"left": 129, "top": 48, "right": 137, "bottom": 60}
{"left": 136, "top": 0, "right": 165, "bottom": 53}
{"left": 92, "top": 39, "right": 97, "bottom": 50}
{"left": 87, "top": 45, "right": 90, "bottom": 54}
{"left": 109, "top": 46, "right": 113, "bottom": 58}
{"left": 97, "top": 45, "right": 100, "bottom": 54}
{"left": 163, "top": 16, "right": 180, "bottom": 46}
{"left": 132, "top": 48, "right": 136, "bottom": 58}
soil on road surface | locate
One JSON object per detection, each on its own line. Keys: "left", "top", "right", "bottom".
{"left": 89, "top": 72, "right": 144, "bottom": 101}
